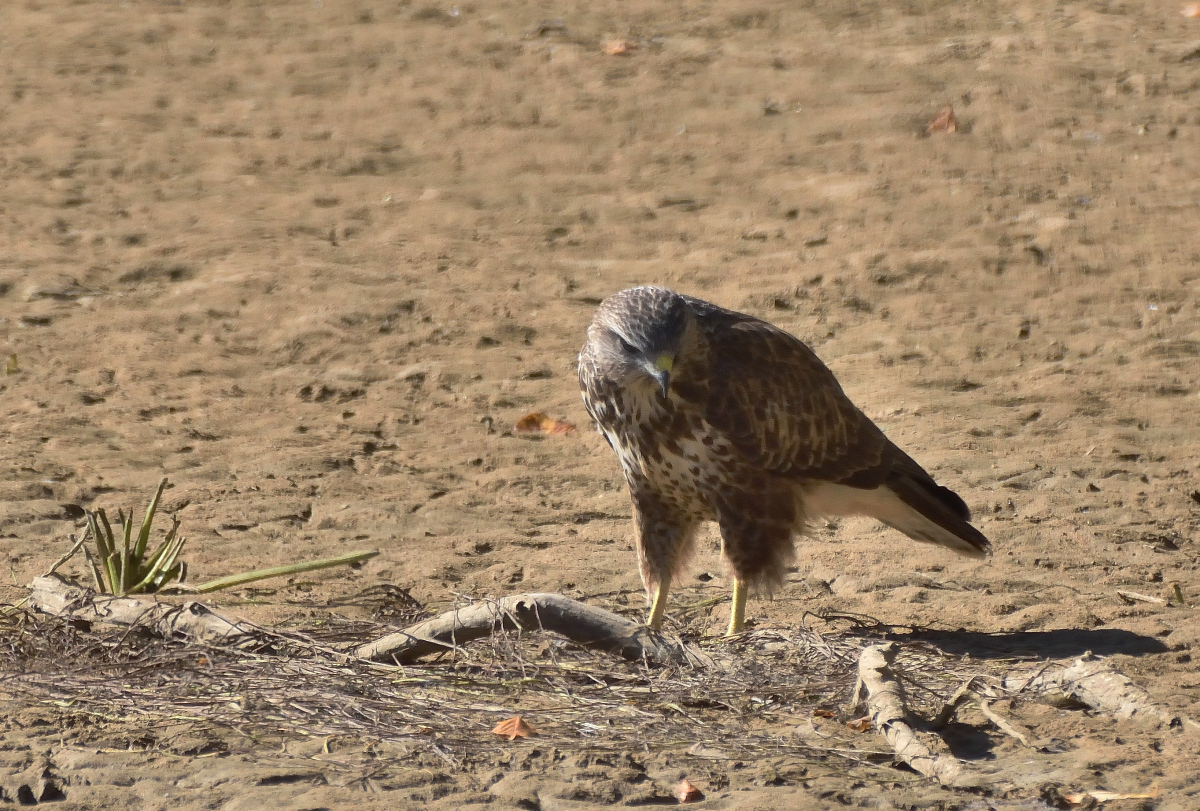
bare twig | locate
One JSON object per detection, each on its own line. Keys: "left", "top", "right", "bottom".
{"left": 928, "top": 678, "right": 1034, "bottom": 747}
{"left": 43, "top": 532, "right": 90, "bottom": 578}
{"left": 1116, "top": 590, "right": 1167, "bottom": 606}
{"left": 929, "top": 676, "right": 980, "bottom": 730}
{"left": 979, "top": 699, "right": 1032, "bottom": 747}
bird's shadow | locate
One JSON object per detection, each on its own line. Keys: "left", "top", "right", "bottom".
{"left": 886, "top": 626, "right": 1169, "bottom": 660}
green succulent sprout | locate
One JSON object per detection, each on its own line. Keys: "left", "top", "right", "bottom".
{"left": 84, "top": 478, "right": 186, "bottom": 596}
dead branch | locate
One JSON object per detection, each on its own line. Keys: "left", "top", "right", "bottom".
{"left": 929, "top": 676, "right": 980, "bottom": 730}
{"left": 1003, "top": 654, "right": 1196, "bottom": 731}
{"left": 979, "top": 700, "right": 1032, "bottom": 747}
{"left": 355, "top": 592, "right": 703, "bottom": 666}
{"left": 852, "top": 642, "right": 966, "bottom": 787}
{"left": 27, "top": 574, "right": 259, "bottom": 647}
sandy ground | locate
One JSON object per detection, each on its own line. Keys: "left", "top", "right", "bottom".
{"left": 3, "top": 0, "right": 1200, "bottom": 808}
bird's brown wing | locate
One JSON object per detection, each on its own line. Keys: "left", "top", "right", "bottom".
{"left": 686, "top": 299, "right": 891, "bottom": 486}
{"left": 685, "top": 298, "right": 989, "bottom": 556}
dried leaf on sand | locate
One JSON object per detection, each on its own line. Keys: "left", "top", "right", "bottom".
{"left": 492, "top": 716, "right": 537, "bottom": 740}
{"left": 675, "top": 778, "right": 704, "bottom": 803}
{"left": 514, "top": 412, "right": 577, "bottom": 435}
{"left": 926, "top": 105, "right": 958, "bottom": 134}
{"left": 603, "top": 39, "right": 636, "bottom": 55}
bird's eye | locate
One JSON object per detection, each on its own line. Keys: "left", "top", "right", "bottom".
{"left": 617, "top": 337, "right": 637, "bottom": 354}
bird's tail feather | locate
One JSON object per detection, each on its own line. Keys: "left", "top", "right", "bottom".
{"left": 803, "top": 477, "right": 991, "bottom": 558}
{"left": 880, "top": 473, "right": 991, "bottom": 558}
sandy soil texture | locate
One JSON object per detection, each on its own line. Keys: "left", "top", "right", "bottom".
{"left": 3, "top": 0, "right": 1200, "bottom": 808}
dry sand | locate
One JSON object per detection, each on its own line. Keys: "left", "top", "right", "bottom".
{"left": 2, "top": 0, "right": 1200, "bottom": 808}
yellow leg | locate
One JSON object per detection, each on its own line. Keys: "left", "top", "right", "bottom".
{"left": 727, "top": 577, "right": 747, "bottom": 636}
{"left": 647, "top": 581, "right": 669, "bottom": 629}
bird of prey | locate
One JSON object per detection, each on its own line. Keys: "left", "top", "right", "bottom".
{"left": 578, "top": 286, "right": 991, "bottom": 636}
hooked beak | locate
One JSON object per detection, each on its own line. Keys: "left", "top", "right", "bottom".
{"left": 649, "top": 353, "right": 673, "bottom": 398}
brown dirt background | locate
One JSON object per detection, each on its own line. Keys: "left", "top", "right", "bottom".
{"left": 3, "top": 0, "right": 1200, "bottom": 808}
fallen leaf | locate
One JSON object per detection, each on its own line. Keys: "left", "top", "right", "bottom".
{"left": 1183, "top": 4, "right": 1200, "bottom": 17}
{"left": 675, "top": 778, "right": 704, "bottom": 803}
{"left": 845, "top": 716, "right": 873, "bottom": 732}
{"left": 513, "top": 412, "right": 577, "bottom": 435}
{"left": 1063, "top": 788, "right": 1158, "bottom": 805}
{"left": 811, "top": 708, "right": 837, "bottom": 718}
{"left": 603, "top": 39, "right": 636, "bottom": 55}
{"left": 926, "top": 105, "right": 957, "bottom": 134}
{"left": 492, "top": 716, "right": 537, "bottom": 740}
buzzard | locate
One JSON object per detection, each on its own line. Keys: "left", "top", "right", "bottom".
{"left": 578, "top": 286, "right": 991, "bottom": 635}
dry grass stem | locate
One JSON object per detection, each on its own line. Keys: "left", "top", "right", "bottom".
{"left": 11, "top": 585, "right": 1185, "bottom": 790}
{"left": 7, "top": 588, "right": 1001, "bottom": 783}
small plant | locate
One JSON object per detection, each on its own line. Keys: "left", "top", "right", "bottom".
{"left": 69, "top": 477, "right": 378, "bottom": 597}
{"left": 83, "top": 478, "right": 186, "bottom": 596}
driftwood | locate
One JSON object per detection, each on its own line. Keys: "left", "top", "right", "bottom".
{"left": 27, "top": 575, "right": 259, "bottom": 647}
{"left": 355, "top": 592, "right": 702, "bottom": 666}
{"left": 851, "top": 642, "right": 966, "bottom": 787}
{"left": 1003, "top": 655, "right": 1197, "bottom": 731}
{"left": 27, "top": 577, "right": 698, "bottom": 668}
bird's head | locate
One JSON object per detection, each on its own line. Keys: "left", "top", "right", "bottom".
{"left": 586, "top": 286, "right": 692, "bottom": 398}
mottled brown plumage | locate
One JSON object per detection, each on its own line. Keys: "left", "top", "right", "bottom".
{"left": 578, "top": 286, "right": 991, "bottom": 634}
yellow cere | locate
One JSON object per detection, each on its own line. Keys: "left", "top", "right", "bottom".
{"left": 654, "top": 354, "right": 674, "bottom": 373}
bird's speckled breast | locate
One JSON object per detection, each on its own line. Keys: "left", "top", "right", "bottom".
{"left": 598, "top": 387, "right": 737, "bottom": 521}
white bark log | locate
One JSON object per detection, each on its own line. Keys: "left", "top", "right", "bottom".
{"left": 355, "top": 592, "right": 703, "bottom": 666}
{"left": 27, "top": 575, "right": 256, "bottom": 646}
{"left": 1003, "top": 655, "right": 1194, "bottom": 731}
{"left": 854, "top": 642, "right": 966, "bottom": 786}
